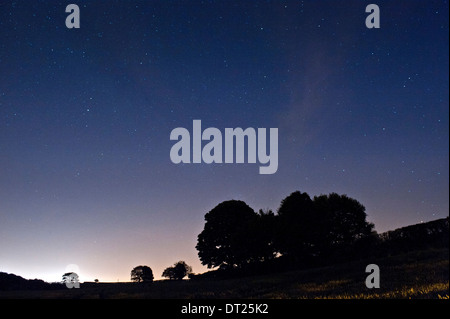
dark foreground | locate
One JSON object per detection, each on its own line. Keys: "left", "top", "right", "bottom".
{"left": 0, "top": 248, "right": 448, "bottom": 299}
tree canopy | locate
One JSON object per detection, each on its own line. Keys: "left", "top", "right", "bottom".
{"left": 162, "top": 261, "right": 192, "bottom": 280}
{"left": 196, "top": 200, "right": 259, "bottom": 269}
{"left": 196, "top": 191, "right": 376, "bottom": 270}
{"left": 130, "top": 265, "right": 154, "bottom": 283}
{"left": 275, "top": 191, "right": 374, "bottom": 261}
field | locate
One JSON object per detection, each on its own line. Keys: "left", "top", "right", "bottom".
{"left": 0, "top": 249, "right": 448, "bottom": 299}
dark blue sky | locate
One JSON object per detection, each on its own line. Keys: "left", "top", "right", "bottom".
{"left": 0, "top": 0, "right": 448, "bottom": 282}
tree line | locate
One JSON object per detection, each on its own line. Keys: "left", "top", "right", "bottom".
{"left": 69, "top": 190, "right": 448, "bottom": 284}
{"left": 194, "top": 191, "right": 448, "bottom": 278}
{"left": 196, "top": 191, "right": 375, "bottom": 272}
{"left": 128, "top": 190, "right": 374, "bottom": 282}
{"left": 129, "top": 261, "right": 193, "bottom": 283}
{"left": 4, "top": 188, "right": 446, "bottom": 289}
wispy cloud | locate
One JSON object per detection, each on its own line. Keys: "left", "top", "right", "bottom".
{"left": 278, "top": 39, "right": 348, "bottom": 147}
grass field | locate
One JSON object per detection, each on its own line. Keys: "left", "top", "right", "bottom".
{"left": 1, "top": 248, "right": 448, "bottom": 299}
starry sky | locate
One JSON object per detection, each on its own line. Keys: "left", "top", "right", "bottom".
{"left": 0, "top": 0, "right": 448, "bottom": 282}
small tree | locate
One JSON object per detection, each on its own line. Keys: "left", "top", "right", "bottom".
{"left": 162, "top": 261, "right": 192, "bottom": 280}
{"left": 130, "top": 265, "right": 154, "bottom": 283}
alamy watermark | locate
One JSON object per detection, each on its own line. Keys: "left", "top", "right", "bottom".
{"left": 169, "top": 120, "right": 278, "bottom": 174}
{"left": 63, "top": 264, "right": 80, "bottom": 289}
{"left": 365, "top": 4, "right": 380, "bottom": 29}
{"left": 65, "top": 3, "right": 380, "bottom": 30}
{"left": 365, "top": 264, "right": 380, "bottom": 288}
{"left": 65, "top": 4, "right": 80, "bottom": 29}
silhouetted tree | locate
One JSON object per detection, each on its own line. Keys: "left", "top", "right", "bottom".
{"left": 313, "top": 193, "right": 374, "bottom": 255}
{"left": 275, "top": 191, "right": 375, "bottom": 263}
{"left": 196, "top": 200, "right": 259, "bottom": 269}
{"left": 130, "top": 265, "right": 154, "bottom": 283}
{"left": 251, "top": 209, "right": 278, "bottom": 261}
{"left": 275, "top": 191, "right": 320, "bottom": 260}
{"left": 162, "top": 261, "right": 193, "bottom": 280}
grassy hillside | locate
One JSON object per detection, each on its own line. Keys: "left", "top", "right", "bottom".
{"left": 1, "top": 248, "right": 448, "bottom": 299}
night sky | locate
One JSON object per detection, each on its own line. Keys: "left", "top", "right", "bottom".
{"left": 0, "top": 0, "right": 448, "bottom": 282}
